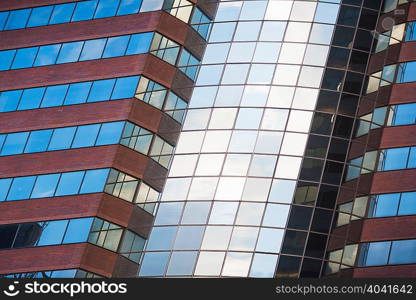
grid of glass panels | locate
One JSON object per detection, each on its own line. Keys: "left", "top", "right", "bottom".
{"left": 138, "top": 0, "right": 382, "bottom": 278}
{"left": 0, "top": 217, "right": 146, "bottom": 262}
{"left": 0, "top": 75, "right": 187, "bottom": 123}
{"left": 0, "top": 0, "right": 212, "bottom": 39}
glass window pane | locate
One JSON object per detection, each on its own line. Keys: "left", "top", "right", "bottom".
{"left": 201, "top": 226, "right": 232, "bottom": 250}
{"left": 34, "top": 44, "right": 61, "bottom": 67}
{"left": 57, "top": 42, "right": 83, "bottom": 64}
{"left": 18, "top": 87, "right": 45, "bottom": 110}
{"left": 389, "top": 240, "right": 416, "bottom": 265}
{"left": 0, "top": 50, "right": 17, "bottom": 71}
{"left": 139, "top": 252, "right": 170, "bottom": 276}
{"left": 181, "top": 202, "right": 210, "bottom": 224}
{"left": 154, "top": 202, "right": 184, "bottom": 225}
{"left": 37, "top": 220, "right": 68, "bottom": 246}
{"left": 194, "top": 251, "right": 225, "bottom": 276}
{"left": 63, "top": 218, "right": 93, "bottom": 243}
{"left": 398, "top": 192, "right": 416, "bottom": 216}
{"left": 222, "top": 252, "right": 252, "bottom": 277}
{"left": 48, "top": 127, "right": 76, "bottom": 151}
{"left": 88, "top": 79, "right": 116, "bottom": 102}
{"left": 146, "top": 227, "right": 177, "bottom": 250}
{"left": 103, "top": 35, "right": 129, "bottom": 58}
{"left": 27, "top": 6, "right": 53, "bottom": 27}
{"left": 249, "top": 253, "right": 278, "bottom": 278}
{"left": 94, "top": 0, "right": 120, "bottom": 18}
{"left": 7, "top": 176, "right": 36, "bottom": 200}
{"left": 55, "top": 171, "right": 84, "bottom": 196}
{"left": 256, "top": 227, "right": 285, "bottom": 252}
{"left": 72, "top": 0, "right": 98, "bottom": 22}
{"left": 41, "top": 84, "right": 68, "bottom": 107}
{"left": 0, "top": 90, "right": 22, "bottom": 112}
{"left": 65, "top": 82, "right": 91, "bottom": 105}
{"left": 72, "top": 124, "right": 100, "bottom": 148}
{"left": 382, "top": 147, "right": 409, "bottom": 171}
{"left": 370, "top": 193, "right": 400, "bottom": 217}
{"left": 50, "top": 3, "right": 76, "bottom": 25}
{"left": 12, "top": 47, "right": 38, "bottom": 69}
{"left": 5, "top": 9, "right": 31, "bottom": 30}
{"left": 1, "top": 132, "right": 29, "bottom": 155}
{"left": 79, "top": 169, "right": 109, "bottom": 194}
{"left": 31, "top": 174, "right": 60, "bottom": 198}
{"left": 174, "top": 226, "right": 204, "bottom": 250}
{"left": 166, "top": 251, "right": 197, "bottom": 276}
{"left": 0, "top": 178, "right": 12, "bottom": 202}
{"left": 208, "top": 202, "right": 238, "bottom": 225}
{"left": 117, "top": 0, "right": 142, "bottom": 16}
{"left": 80, "top": 38, "right": 106, "bottom": 61}
{"left": 111, "top": 76, "right": 139, "bottom": 99}
{"left": 361, "top": 241, "right": 391, "bottom": 266}
{"left": 126, "top": 32, "right": 153, "bottom": 55}
{"left": 96, "top": 122, "right": 124, "bottom": 145}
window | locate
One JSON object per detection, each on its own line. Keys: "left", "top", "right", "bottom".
{"left": 0, "top": 32, "right": 154, "bottom": 71}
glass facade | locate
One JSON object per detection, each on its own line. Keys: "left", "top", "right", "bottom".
{"left": 138, "top": 0, "right": 382, "bottom": 278}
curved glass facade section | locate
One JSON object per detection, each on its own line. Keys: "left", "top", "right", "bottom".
{"left": 138, "top": 0, "right": 381, "bottom": 278}
{"left": 2, "top": 269, "right": 101, "bottom": 278}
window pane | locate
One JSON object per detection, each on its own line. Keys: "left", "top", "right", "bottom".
{"left": 96, "top": 122, "right": 124, "bottom": 145}
{"left": 1, "top": 132, "right": 29, "bottom": 155}
{"left": 398, "top": 192, "right": 416, "bottom": 216}
{"left": 0, "top": 50, "right": 16, "bottom": 71}
{"left": 23, "top": 129, "right": 53, "bottom": 153}
{"left": 139, "top": 252, "right": 170, "bottom": 276}
{"left": 390, "top": 240, "right": 416, "bottom": 265}
{"left": 34, "top": 44, "right": 61, "bottom": 67}
{"left": 0, "top": 90, "right": 22, "bottom": 112}
{"left": 48, "top": 127, "right": 76, "bottom": 150}
{"left": 41, "top": 84, "right": 68, "bottom": 107}
{"left": 166, "top": 251, "right": 197, "bottom": 276}
{"left": 57, "top": 42, "right": 83, "bottom": 64}
{"left": 72, "top": 0, "right": 98, "bottom": 22}
{"left": 94, "top": 0, "right": 120, "bottom": 18}
{"left": 65, "top": 82, "right": 91, "bottom": 105}
{"left": 55, "top": 171, "right": 84, "bottom": 196}
{"left": 79, "top": 169, "right": 109, "bottom": 193}
{"left": 174, "top": 226, "right": 204, "bottom": 250}
{"left": 5, "top": 9, "right": 30, "bottom": 30}
{"left": 12, "top": 47, "right": 38, "bottom": 69}
{"left": 27, "top": 6, "right": 53, "bottom": 27}
{"left": 72, "top": 124, "right": 100, "bottom": 148}
{"left": 117, "top": 0, "right": 142, "bottom": 16}
{"left": 111, "top": 76, "right": 139, "bottom": 99}
{"left": 126, "top": 32, "right": 153, "bottom": 55}
{"left": 369, "top": 193, "right": 400, "bottom": 217}
{"left": 146, "top": 227, "right": 177, "bottom": 250}
{"left": 80, "top": 38, "right": 106, "bottom": 61}
{"left": 18, "top": 87, "right": 45, "bottom": 110}
{"left": 0, "top": 178, "right": 12, "bottom": 202}
{"left": 249, "top": 253, "right": 278, "bottom": 278}
{"left": 31, "top": 174, "right": 60, "bottom": 199}
{"left": 103, "top": 35, "right": 130, "bottom": 58}
{"left": 63, "top": 218, "right": 93, "bottom": 243}
{"left": 37, "top": 220, "right": 68, "bottom": 246}
{"left": 361, "top": 241, "right": 391, "bottom": 266}
{"left": 7, "top": 176, "right": 36, "bottom": 200}
{"left": 382, "top": 147, "right": 409, "bottom": 171}
{"left": 50, "top": 3, "right": 76, "bottom": 24}
{"left": 88, "top": 79, "right": 116, "bottom": 102}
